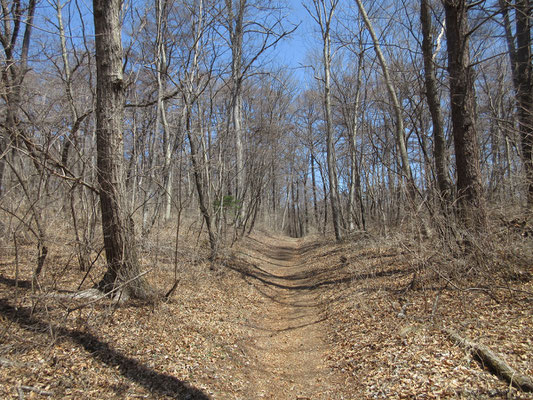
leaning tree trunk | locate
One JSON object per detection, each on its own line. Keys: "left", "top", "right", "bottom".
{"left": 355, "top": 0, "right": 416, "bottom": 202}
{"left": 93, "top": 0, "right": 152, "bottom": 300}
{"left": 444, "top": 0, "right": 486, "bottom": 228}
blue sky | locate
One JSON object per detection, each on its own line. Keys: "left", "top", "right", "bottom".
{"left": 274, "top": 0, "right": 316, "bottom": 83}
{"left": 32, "top": 0, "right": 318, "bottom": 84}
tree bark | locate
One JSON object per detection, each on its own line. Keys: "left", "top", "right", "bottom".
{"left": 93, "top": 0, "right": 152, "bottom": 300}
{"left": 514, "top": 0, "right": 533, "bottom": 207}
{"left": 420, "top": 0, "right": 453, "bottom": 208}
{"left": 444, "top": 0, "right": 486, "bottom": 228}
{"left": 227, "top": 0, "right": 247, "bottom": 225}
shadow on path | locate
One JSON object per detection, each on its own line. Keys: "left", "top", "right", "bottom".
{"left": 226, "top": 258, "right": 412, "bottom": 291}
{"left": 0, "top": 299, "right": 210, "bottom": 400}
{"left": 232, "top": 236, "right": 344, "bottom": 398}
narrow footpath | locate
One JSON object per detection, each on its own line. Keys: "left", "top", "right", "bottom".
{"left": 234, "top": 236, "right": 343, "bottom": 399}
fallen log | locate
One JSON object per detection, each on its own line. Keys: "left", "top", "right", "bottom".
{"left": 445, "top": 328, "right": 533, "bottom": 392}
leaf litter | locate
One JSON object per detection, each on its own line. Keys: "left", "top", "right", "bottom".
{"left": 0, "top": 227, "right": 531, "bottom": 399}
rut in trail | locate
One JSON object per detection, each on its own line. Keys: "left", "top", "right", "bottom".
{"left": 236, "top": 236, "right": 342, "bottom": 399}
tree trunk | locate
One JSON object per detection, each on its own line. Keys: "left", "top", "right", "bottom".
{"left": 0, "top": 136, "right": 5, "bottom": 197}
{"left": 324, "top": 44, "right": 343, "bottom": 241}
{"left": 310, "top": 153, "right": 320, "bottom": 229}
{"left": 318, "top": 160, "right": 329, "bottom": 234}
{"left": 310, "top": 0, "right": 343, "bottom": 240}
{"left": 155, "top": 0, "right": 173, "bottom": 221}
{"left": 500, "top": 0, "right": 533, "bottom": 208}
{"left": 93, "top": 0, "right": 152, "bottom": 300}
{"left": 303, "top": 170, "right": 309, "bottom": 235}
{"left": 0, "top": 0, "right": 37, "bottom": 196}
{"left": 355, "top": 0, "right": 416, "bottom": 202}
{"left": 227, "top": 0, "right": 247, "bottom": 225}
{"left": 346, "top": 56, "right": 364, "bottom": 232}
{"left": 186, "top": 107, "right": 218, "bottom": 259}
{"left": 444, "top": 0, "right": 486, "bottom": 228}
{"left": 420, "top": 0, "right": 453, "bottom": 209}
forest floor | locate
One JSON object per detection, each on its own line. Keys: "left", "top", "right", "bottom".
{"left": 0, "top": 227, "right": 532, "bottom": 399}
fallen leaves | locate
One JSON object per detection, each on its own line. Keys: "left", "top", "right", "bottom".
{"left": 0, "top": 228, "right": 531, "bottom": 399}
{"left": 319, "top": 236, "right": 533, "bottom": 399}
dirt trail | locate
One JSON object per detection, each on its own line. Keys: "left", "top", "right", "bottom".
{"left": 237, "top": 236, "right": 342, "bottom": 399}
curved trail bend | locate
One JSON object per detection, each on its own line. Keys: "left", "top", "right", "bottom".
{"left": 234, "top": 235, "right": 342, "bottom": 399}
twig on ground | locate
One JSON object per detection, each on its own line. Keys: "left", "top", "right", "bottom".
{"left": 164, "top": 279, "right": 180, "bottom": 301}
{"left": 1, "top": 358, "right": 22, "bottom": 368}
{"left": 19, "top": 385, "right": 53, "bottom": 396}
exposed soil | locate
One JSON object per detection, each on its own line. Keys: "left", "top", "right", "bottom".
{"left": 232, "top": 236, "right": 343, "bottom": 399}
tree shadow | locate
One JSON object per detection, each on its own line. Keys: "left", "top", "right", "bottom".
{"left": 0, "top": 299, "right": 211, "bottom": 400}
{"left": 245, "top": 236, "right": 322, "bottom": 259}
{"left": 233, "top": 251, "right": 308, "bottom": 269}
{"left": 236, "top": 316, "right": 327, "bottom": 336}
{"left": 225, "top": 257, "right": 412, "bottom": 291}
{"left": 233, "top": 257, "right": 346, "bottom": 283}
{"left": 0, "top": 275, "right": 32, "bottom": 289}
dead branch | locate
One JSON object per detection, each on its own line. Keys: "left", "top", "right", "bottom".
{"left": 163, "top": 279, "right": 180, "bottom": 301}
{"left": 445, "top": 328, "right": 533, "bottom": 392}
{"left": 52, "top": 269, "right": 154, "bottom": 312}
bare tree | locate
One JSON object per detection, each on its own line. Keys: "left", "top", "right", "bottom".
{"left": 444, "top": 0, "right": 486, "bottom": 227}
{"left": 298, "top": 89, "right": 322, "bottom": 230}
{"left": 50, "top": 0, "right": 94, "bottom": 271}
{"left": 93, "top": 0, "right": 152, "bottom": 299}
{"left": 420, "top": 0, "right": 452, "bottom": 208}
{"left": 332, "top": 44, "right": 366, "bottom": 231}
{"left": 154, "top": 0, "right": 173, "bottom": 221}
{"left": 500, "top": 0, "right": 533, "bottom": 208}
{"left": 223, "top": 0, "right": 295, "bottom": 228}
{"left": 306, "top": 0, "right": 343, "bottom": 241}
{"left": 353, "top": 0, "right": 416, "bottom": 202}
{"left": 0, "top": 0, "right": 37, "bottom": 195}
